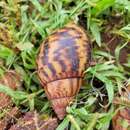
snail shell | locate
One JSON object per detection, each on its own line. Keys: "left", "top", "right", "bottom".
{"left": 37, "top": 23, "right": 91, "bottom": 120}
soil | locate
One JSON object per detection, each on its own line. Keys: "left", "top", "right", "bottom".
{"left": 10, "top": 112, "right": 58, "bottom": 130}
{"left": 0, "top": 71, "right": 58, "bottom": 130}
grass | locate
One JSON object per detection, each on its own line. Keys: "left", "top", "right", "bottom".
{"left": 0, "top": 0, "right": 130, "bottom": 129}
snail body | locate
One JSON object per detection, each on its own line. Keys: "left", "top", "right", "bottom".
{"left": 37, "top": 23, "right": 91, "bottom": 119}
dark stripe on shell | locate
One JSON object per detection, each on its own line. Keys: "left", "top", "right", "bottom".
{"left": 47, "top": 63, "right": 57, "bottom": 76}
{"left": 70, "top": 78, "right": 73, "bottom": 96}
{"left": 58, "top": 60, "right": 67, "bottom": 71}
{"left": 42, "top": 39, "right": 49, "bottom": 65}
{"left": 57, "top": 30, "right": 70, "bottom": 37}
{"left": 42, "top": 39, "right": 57, "bottom": 76}
{"left": 63, "top": 27, "right": 83, "bottom": 36}
{"left": 49, "top": 29, "right": 82, "bottom": 43}
{"left": 45, "top": 86, "right": 51, "bottom": 98}
{"left": 77, "top": 78, "right": 80, "bottom": 94}
{"left": 53, "top": 34, "right": 79, "bottom": 72}
{"left": 83, "top": 40, "right": 91, "bottom": 67}
{"left": 42, "top": 70, "right": 49, "bottom": 80}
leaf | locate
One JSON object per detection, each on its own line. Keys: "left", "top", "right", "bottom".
{"left": 67, "top": 115, "right": 81, "bottom": 130}
{"left": 0, "top": 45, "right": 14, "bottom": 59}
{"left": 31, "top": 19, "right": 46, "bottom": 38}
{"left": 86, "top": 65, "right": 116, "bottom": 103}
{"left": 29, "top": 97, "right": 34, "bottom": 111}
{"left": 86, "top": 63, "right": 117, "bottom": 72}
{"left": 56, "top": 117, "right": 69, "bottom": 130}
{"left": 115, "top": 42, "right": 128, "bottom": 64}
{"left": 105, "top": 81, "right": 114, "bottom": 103}
{"left": 69, "top": 0, "right": 88, "bottom": 17}
{"left": 91, "top": 0, "right": 115, "bottom": 16}
{"left": 16, "top": 42, "right": 34, "bottom": 51}
{"left": 96, "top": 73, "right": 114, "bottom": 103}
{"left": 100, "top": 71, "right": 126, "bottom": 79}
{"left": 90, "top": 21, "right": 101, "bottom": 46}
{"left": 21, "top": 5, "right": 28, "bottom": 25}
{"left": 13, "top": 64, "right": 32, "bottom": 89}
{"left": 86, "top": 113, "right": 99, "bottom": 130}
{"left": 124, "top": 56, "right": 130, "bottom": 67}
{"left": 29, "top": 0, "right": 45, "bottom": 15}
{"left": 0, "top": 45, "right": 15, "bottom": 66}
{"left": 121, "top": 24, "right": 130, "bottom": 31}
{"left": 0, "top": 68, "right": 4, "bottom": 76}
{"left": 87, "top": 96, "right": 97, "bottom": 106}
{"left": 21, "top": 51, "right": 36, "bottom": 69}
{"left": 76, "top": 108, "right": 88, "bottom": 116}
{"left": 0, "top": 84, "right": 28, "bottom": 100}
{"left": 116, "top": 0, "right": 130, "bottom": 12}
{"left": 96, "top": 110, "right": 114, "bottom": 129}
{"left": 94, "top": 50, "right": 114, "bottom": 59}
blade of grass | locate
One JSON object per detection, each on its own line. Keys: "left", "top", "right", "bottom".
{"left": 90, "top": 21, "right": 101, "bottom": 46}
{"left": 91, "top": 0, "right": 115, "bottom": 16}
{"left": 56, "top": 117, "right": 69, "bottom": 130}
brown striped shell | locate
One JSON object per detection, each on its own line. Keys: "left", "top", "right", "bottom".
{"left": 37, "top": 23, "right": 91, "bottom": 120}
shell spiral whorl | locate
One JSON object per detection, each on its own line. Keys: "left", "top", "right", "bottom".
{"left": 37, "top": 22, "right": 91, "bottom": 120}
